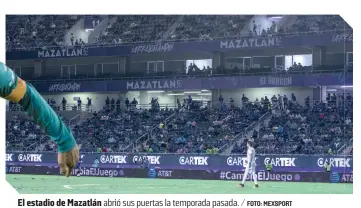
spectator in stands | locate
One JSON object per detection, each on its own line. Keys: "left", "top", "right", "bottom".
{"left": 177, "top": 98, "right": 181, "bottom": 110}
{"left": 331, "top": 93, "right": 337, "bottom": 106}
{"left": 252, "top": 129, "right": 258, "bottom": 139}
{"left": 106, "top": 97, "right": 110, "bottom": 108}
{"left": 207, "top": 66, "right": 212, "bottom": 75}
{"left": 131, "top": 98, "right": 138, "bottom": 108}
{"left": 326, "top": 93, "right": 331, "bottom": 103}
{"left": 62, "top": 97, "right": 67, "bottom": 111}
{"left": 305, "top": 96, "right": 310, "bottom": 108}
{"left": 283, "top": 95, "right": 288, "bottom": 108}
{"left": 278, "top": 94, "right": 282, "bottom": 109}
{"left": 116, "top": 98, "right": 121, "bottom": 110}
{"left": 346, "top": 93, "right": 352, "bottom": 101}
{"left": 125, "top": 97, "right": 130, "bottom": 109}
{"left": 270, "top": 21, "right": 276, "bottom": 32}
{"left": 241, "top": 94, "right": 248, "bottom": 108}
{"left": 345, "top": 117, "right": 352, "bottom": 125}
{"left": 261, "top": 29, "right": 267, "bottom": 36}
{"left": 187, "top": 95, "right": 192, "bottom": 109}
{"left": 264, "top": 96, "right": 270, "bottom": 109}
{"left": 230, "top": 98, "right": 235, "bottom": 109}
{"left": 291, "top": 93, "right": 296, "bottom": 102}
{"left": 50, "top": 99, "right": 56, "bottom": 108}
{"left": 271, "top": 95, "right": 278, "bottom": 107}
{"left": 219, "top": 94, "right": 224, "bottom": 104}
{"left": 111, "top": 98, "right": 115, "bottom": 110}
{"left": 187, "top": 63, "right": 193, "bottom": 74}
{"left": 253, "top": 20, "right": 257, "bottom": 34}
{"left": 71, "top": 33, "right": 74, "bottom": 45}
{"left": 266, "top": 28, "right": 271, "bottom": 34}
{"left": 102, "top": 147, "right": 107, "bottom": 152}
{"left": 77, "top": 98, "right": 82, "bottom": 110}
{"left": 87, "top": 97, "right": 92, "bottom": 111}
{"left": 319, "top": 112, "right": 325, "bottom": 119}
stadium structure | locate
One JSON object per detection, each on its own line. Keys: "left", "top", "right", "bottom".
{"left": 5, "top": 15, "right": 353, "bottom": 194}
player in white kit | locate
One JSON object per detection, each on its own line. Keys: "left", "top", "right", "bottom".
{"left": 240, "top": 140, "right": 259, "bottom": 188}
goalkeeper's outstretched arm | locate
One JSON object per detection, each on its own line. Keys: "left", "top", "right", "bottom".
{"left": 0, "top": 62, "right": 79, "bottom": 177}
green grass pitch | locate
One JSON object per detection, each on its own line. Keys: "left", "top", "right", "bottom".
{"left": 6, "top": 174, "right": 352, "bottom": 194}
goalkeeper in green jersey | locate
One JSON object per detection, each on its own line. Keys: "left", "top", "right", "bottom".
{"left": 0, "top": 62, "right": 79, "bottom": 177}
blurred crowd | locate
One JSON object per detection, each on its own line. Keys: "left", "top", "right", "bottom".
{"left": 94, "top": 15, "right": 177, "bottom": 45}
{"left": 280, "top": 15, "right": 351, "bottom": 34}
{"left": 6, "top": 15, "right": 82, "bottom": 51}
{"left": 7, "top": 92, "right": 353, "bottom": 156}
{"left": 232, "top": 93, "right": 353, "bottom": 155}
{"left": 6, "top": 94, "right": 268, "bottom": 154}
{"left": 6, "top": 115, "right": 69, "bottom": 152}
{"left": 6, "top": 15, "right": 351, "bottom": 51}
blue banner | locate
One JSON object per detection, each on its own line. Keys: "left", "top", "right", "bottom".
{"left": 29, "top": 72, "right": 352, "bottom": 93}
{"left": 5, "top": 152, "right": 353, "bottom": 173}
{"left": 6, "top": 165, "right": 353, "bottom": 183}
{"left": 6, "top": 31, "right": 353, "bottom": 60}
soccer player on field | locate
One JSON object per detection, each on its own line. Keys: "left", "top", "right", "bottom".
{"left": 240, "top": 140, "right": 259, "bottom": 188}
{"left": 0, "top": 62, "right": 79, "bottom": 177}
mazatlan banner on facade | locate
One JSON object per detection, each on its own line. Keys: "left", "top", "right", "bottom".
{"left": 28, "top": 72, "right": 353, "bottom": 92}
{"left": 6, "top": 152, "right": 353, "bottom": 173}
{"left": 6, "top": 31, "right": 353, "bottom": 60}
{"left": 6, "top": 165, "right": 353, "bottom": 183}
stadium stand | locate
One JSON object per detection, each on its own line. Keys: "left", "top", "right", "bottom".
{"left": 232, "top": 95, "right": 353, "bottom": 155}
{"left": 7, "top": 92, "right": 353, "bottom": 155}
{"left": 5, "top": 15, "right": 353, "bottom": 156}
{"left": 6, "top": 115, "right": 69, "bottom": 152}
{"left": 94, "top": 15, "right": 177, "bottom": 45}
{"left": 7, "top": 95, "right": 268, "bottom": 153}
{"left": 279, "top": 15, "right": 352, "bottom": 34}
{"left": 6, "top": 15, "right": 351, "bottom": 51}
{"left": 169, "top": 15, "right": 254, "bottom": 41}
{"left": 6, "top": 15, "right": 83, "bottom": 51}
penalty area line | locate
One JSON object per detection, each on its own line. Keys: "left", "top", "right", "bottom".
{"left": 63, "top": 184, "right": 100, "bottom": 189}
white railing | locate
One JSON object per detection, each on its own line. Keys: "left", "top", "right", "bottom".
{"left": 337, "top": 144, "right": 347, "bottom": 154}
{"left": 69, "top": 114, "right": 80, "bottom": 126}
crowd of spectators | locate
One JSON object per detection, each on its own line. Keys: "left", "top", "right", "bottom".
{"left": 232, "top": 93, "right": 353, "bottom": 155}
{"left": 169, "top": 15, "right": 253, "bottom": 41}
{"left": 6, "top": 94, "right": 269, "bottom": 153}
{"left": 279, "top": 15, "right": 351, "bottom": 35}
{"left": 6, "top": 115, "right": 69, "bottom": 152}
{"left": 70, "top": 106, "right": 175, "bottom": 152}
{"left": 137, "top": 95, "right": 268, "bottom": 154}
{"left": 93, "top": 15, "right": 177, "bottom": 45}
{"left": 6, "top": 15, "right": 82, "bottom": 51}
{"left": 6, "top": 92, "right": 353, "bottom": 155}
{"left": 6, "top": 15, "right": 351, "bottom": 51}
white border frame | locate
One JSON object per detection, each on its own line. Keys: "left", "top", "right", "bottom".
{"left": 0, "top": 0, "right": 358, "bottom": 207}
